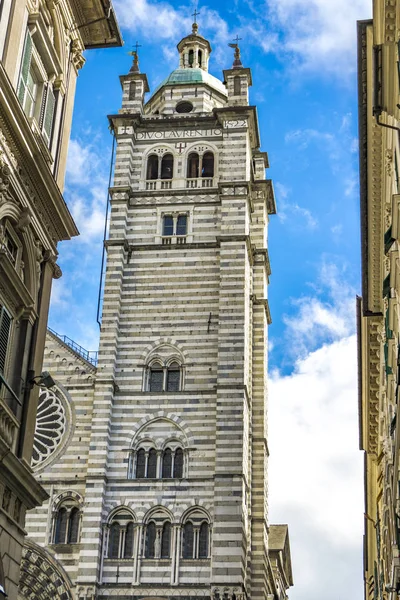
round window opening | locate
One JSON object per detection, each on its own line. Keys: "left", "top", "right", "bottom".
{"left": 32, "top": 387, "right": 71, "bottom": 469}
{"left": 176, "top": 101, "right": 193, "bottom": 114}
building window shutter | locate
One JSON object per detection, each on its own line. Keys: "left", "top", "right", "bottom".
{"left": 41, "top": 84, "right": 56, "bottom": 146}
{"left": 0, "top": 306, "right": 12, "bottom": 375}
{"left": 17, "top": 31, "right": 33, "bottom": 104}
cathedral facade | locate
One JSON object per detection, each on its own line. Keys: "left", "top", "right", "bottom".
{"left": 23, "top": 25, "right": 293, "bottom": 600}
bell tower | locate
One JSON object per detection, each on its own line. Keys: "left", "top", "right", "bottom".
{"left": 23, "top": 24, "right": 293, "bottom": 600}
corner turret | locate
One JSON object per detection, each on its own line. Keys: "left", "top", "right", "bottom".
{"left": 223, "top": 40, "right": 252, "bottom": 106}
{"left": 119, "top": 48, "right": 149, "bottom": 114}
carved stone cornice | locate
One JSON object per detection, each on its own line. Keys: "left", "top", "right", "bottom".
{"left": 0, "top": 63, "right": 78, "bottom": 245}
{"left": 365, "top": 317, "right": 383, "bottom": 454}
{"left": 384, "top": 0, "right": 397, "bottom": 42}
{"left": 358, "top": 21, "right": 385, "bottom": 314}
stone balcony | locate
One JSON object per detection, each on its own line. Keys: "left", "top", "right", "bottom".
{"left": 145, "top": 177, "right": 215, "bottom": 191}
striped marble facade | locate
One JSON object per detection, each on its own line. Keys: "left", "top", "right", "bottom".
{"left": 24, "top": 25, "right": 292, "bottom": 600}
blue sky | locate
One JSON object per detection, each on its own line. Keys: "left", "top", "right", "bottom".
{"left": 49, "top": 0, "right": 372, "bottom": 598}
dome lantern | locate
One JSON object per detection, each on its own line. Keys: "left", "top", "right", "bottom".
{"left": 177, "top": 21, "right": 212, "bottom": 71}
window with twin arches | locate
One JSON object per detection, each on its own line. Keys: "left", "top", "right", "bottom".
{"left": 129, "top": 445, "right": 185, "bottom": 479}
{"left": 145, "top": 359, "right": 183, "bottom": 392}
{"left": 187, "top": 151, "right": 214, "bottom": 179}
{"left": 145, "top": 149, "right": 216, "bottom": 183}
{"left": 107, "top": 510, "right": 135, "bottom": 559}
{"left": 146, "top": 153, "right": 174, "bottom": 180}
{"left": 52, "top": 498, "right": 81, "bottom": 545}
{"left": 106, "top": 508, "right": 210, "bottom": 560}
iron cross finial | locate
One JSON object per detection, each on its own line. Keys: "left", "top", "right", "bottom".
{"left": 233, "top": 35, "right": 242, "bottom": 45}
{"left": 133, "top": 41, "right": 142, "bottom": 55}
{"left": 192, "top": 8, "right": 200, "bottom": 23}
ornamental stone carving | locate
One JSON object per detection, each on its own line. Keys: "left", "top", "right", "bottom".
{"left": 32, "top": 387, "right": 68, "bottom": 469}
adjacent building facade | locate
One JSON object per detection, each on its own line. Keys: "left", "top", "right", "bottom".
{"left": 23, "top": 24, "right": 293, "bottom": 600}
{"left": 358, "top": 2, "right": 400, "bottom": 598}
{"left": 0, "top": 1, "right": 121, "bottom": 598}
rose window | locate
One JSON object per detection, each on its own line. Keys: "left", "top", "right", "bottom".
{"left": 32, "top": 388, "right": 67, "bottom": 468}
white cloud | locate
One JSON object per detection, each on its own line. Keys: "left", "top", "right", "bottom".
{"left": 283, "top": 261, "right": 356, "bottom": 357}
{"left": 275, "top": 181, "right": 318, "bottom": 230}
{"left": 264, "top": 0, "right": 371, "bottom": 76}
{"left": 49, "top": 278, "right": 71, "bottom": 309}
{"left": 65, "top": 137, "right": 109, "bottom": 244}
{"left": 269, "top": 334, "right": 363, "bottom": 599}
{"left": 285, "top": 119, "right": 359, "bottom": 199}
{"left": 66, "top": 138, "right": 100, "bottom": 186}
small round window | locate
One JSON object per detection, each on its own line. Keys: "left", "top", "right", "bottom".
{"left": 176, "top": 101, "right": 193, "bottom": 114}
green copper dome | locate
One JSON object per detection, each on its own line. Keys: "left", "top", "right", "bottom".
{"left": 150, "top": 68, "right": 227, "bottom": 99}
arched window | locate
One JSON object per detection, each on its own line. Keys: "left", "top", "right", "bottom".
{"left": 166, "top": 362, "right": 181, "bottom": 391}
{"left": 54, "top": 507, "right": 68, "bottom": 544}
{"left": 124, "top": 522, "right": 134, "bottom": 558}
{"left": 148, "top": 361, "right": 183, "bottom": 392}
{"left": 198, "top": 50, "right": 203, "bottom": 68}
{"left": 162, "top": 448, "right": 172, "bottom": 478}
{"left": 136, "top": 448, "right": 146, "bottom": 478}
{"left": 234, "top": 75, "right": 241, "bottom": 95}
{"left": 147, "top": 448, "right": 158, "bottom": 478}
{"left": 149, "top": 363, "right": 164, "bottom": 391}
{"left": 161, "top": 521, "right": 171, "bottom": 558}
{"left": 188, "top": 49, "right": 194, "bottom": 67}
{"left": 162, "top": 216, "right": 174, "bottom": 237}
{"left": 146, "top": 521, "right": 156, "bottom": 558}
{"left": 108, "top": 522, "right": 120, "bottom": 558}
{"left": 202, "top": 152, "right": 214, "bottom": 177}
{"left": 107, "top": 511, "right": 136, "bottom": 558}
{"left": 187, "top": 153, "right": 199, "bottom": 178}
{"left": 68, "top": 507, "right": 80, "bottom": 543}
{"left": 53, "top": 501, "right": 81, "bottom": 545}
{"left": 161, "top": 154, "right": 173, "bottom": 179}
{"left": 182, "top": 521, "right": 194, "bottom": 558}
{"left": 146, "top": 155, "right": 158, "bottom": 180}
{"left": 176, "top": 215, "right": 187, "bottom": 236}
{"left": 199, "top": 522, "right": 209, "bottom": 558}
{"left": 173, "top": 447, "right": 183, "bottom": 478}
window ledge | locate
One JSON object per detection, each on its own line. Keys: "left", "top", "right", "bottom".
{"left": 104, "top": 557, "right": 134, "bottom": 562}
{"left": 129, "top": 477, "right": 184, "bottom": 481}
{"left": 142, "top": 558, "right": 172, "bottom": 562}
{"left": 48, "top": 543, "right": 80, "bottom": 553}
{"left": 181, "top": 558, "right": 211, "bottom": 562}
